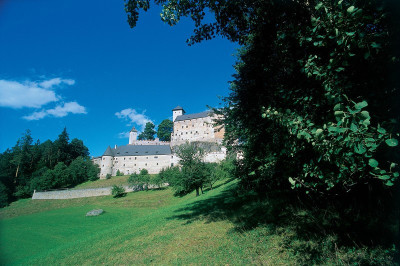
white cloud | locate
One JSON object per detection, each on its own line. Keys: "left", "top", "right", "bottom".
{"left": 39, "top": 78, "right": 75, "bottom": 89}
{"left": 0, "top": 80, "right": 58, "bottom": 108}
{"left": 0, "top": 77, "right": 75, "bottom": 109}
{"left": 115, "top": 108, "right": 152, "bottom": 131}
{"left": 23, "top": 101, "right": 87, "bottom": 120}
{"left": 118, "top": 132, "right": 130, "bottom": 139}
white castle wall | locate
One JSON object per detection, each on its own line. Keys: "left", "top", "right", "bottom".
{"left": 111, "top": 154, "right": 172, "bottom": 175}
{"left": 93, "top": 107, "right": 227, "bottom": 178}
{"left": 99, "top": 155, "right": 113, "bottom": 179}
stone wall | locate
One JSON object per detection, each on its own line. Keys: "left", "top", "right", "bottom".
{"left": 31, "top": 185, "right": 165, "bottom": 200}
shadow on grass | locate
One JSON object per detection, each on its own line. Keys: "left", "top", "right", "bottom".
{"left": 168, "top": 179, "right": 399, "bottom": 264}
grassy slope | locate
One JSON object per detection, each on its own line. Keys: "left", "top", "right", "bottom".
{"left": 0, "top": 180, "right": 293, "bottom": 265}
{"left": 72, "top": 175, "right": 131, "bottom": 189}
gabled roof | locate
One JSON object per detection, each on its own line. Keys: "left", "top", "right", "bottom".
{"left": 103, "top": 146, "right": 114, "bottom": 156}
{"left": 172, "top": 106, "right": 184, "bottom": 111}
{"left": 130, "top": 126, "right": 138, "bottom": 132}
{"left": 174, "top": 110, "right": 213, "bottom": 122}
{"left": 105, "top": 145, "right": 172, "bottom": 157}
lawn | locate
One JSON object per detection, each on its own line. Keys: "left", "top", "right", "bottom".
{"left": 0, "top": 179, "right": 296, "bottom": 265}
{"left": 0, "top": 179, "right": 395, "bottom": 265}
{"left": 72, "top": 175, "right": 131, "bottom": 189}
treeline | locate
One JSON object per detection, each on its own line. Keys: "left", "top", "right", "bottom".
{"left": 0, "top": 128, "right": 99, "bottom": 207}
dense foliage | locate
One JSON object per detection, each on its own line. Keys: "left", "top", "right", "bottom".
{"left": 0, "top": 128, "right": 99, "bottom": 206}
{"left": 125, "top": 0, "right": 400, "bottom": 260}
{"left": 138, "top": 122, "right": 156, "bottom": 140}
{"left": 157, "top": 119, "right": 173, "bottom": 141}
{"left": 128, "top": 168, "right": 151, "bottom": 190}
{"left": 126, "top": 0, "right": 399, "bottom": 194}
{"left": 111, "top": 185, "right": 126, "bottom": 198}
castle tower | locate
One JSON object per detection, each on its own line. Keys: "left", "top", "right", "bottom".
{"left": 129, "top": 126, "right": 138, "bottom": 145}
{"left": 172, "top": 106, "right": 185, "bottom": 122}
{"left": 100, "top": 146, "right": 114, "bottom": 179}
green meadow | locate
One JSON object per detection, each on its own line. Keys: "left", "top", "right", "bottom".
{"left": 0, "top": 178, "right": 395, "bottom": 265}
{"left": 0, "top": 179, "right": 294, "bottom": 265}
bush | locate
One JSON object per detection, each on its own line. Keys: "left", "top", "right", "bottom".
{"left": 116, "top": 170, "right": 124, "bottom": 176}
{"left": 0, "top": 182, "right": 9, "bottom": 208}
{"left": 105, "top": 173, "right": 111, "bottom": 180}
{"left": 128, "top": 169, "right": 150, "bottom": 191}
{"left": 111, "top": 185, "right": 125, "bottom": 198}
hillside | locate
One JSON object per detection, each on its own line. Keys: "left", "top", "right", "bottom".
{"left": 0, "top": 178, "right": 395, "bottom": 265}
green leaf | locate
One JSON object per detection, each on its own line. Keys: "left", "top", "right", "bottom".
{"left": 347, "top": 6, "right": 355, "bottom": 13}
{"left": 371, "top": 42, "right": 381, "bottom": 49}
{"left": 316, "top": 129, "right": 323, "bottom": 136}
{"left": 346, "top": 32, "right": 355, "bottom": 36}
{"left": 379, "top": 175, "right": 391, "bottom": 180}
{"left": 377, "top": 127, "right": 386, "bottom": 134}
{"left": 386, "top": 181, "right": 394, "bottom": 186}
{"left": 369, "top": 159, "right": 378, "bottom": 168}
{"left": 394, "top": 172, "right": 399, "bottom": 178}
{"left": 385, "top": 139, "right": 398, "bottom": 147}
{"left": 333, "top": 103, "right": 343, "bottom": 111}
{"left": 360, "top": 111, "right": 370, "bottom": 119}
{"left": 288, "top": 177, "right": 295, "bottom": 185}
{"left": 315, "top": 3, "right": 323, "bottom": 10}
{"left": 354, "top": 143, "right": 366, "bottom": 154}
{"left": 350, "top": 123, "right": 358, "bottom": 132}
{"left": 354, "top": 101, "right": 368, "bottom": 110}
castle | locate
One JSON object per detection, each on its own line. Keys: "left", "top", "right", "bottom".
{"left": 93, "top": 106, "right": 226, "bottom": 179}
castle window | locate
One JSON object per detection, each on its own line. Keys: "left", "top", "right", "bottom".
{"left": 171, "top": 156, "right": 173, "bottom": 159}
{"left": 186, "top": 125, "right": 188, "bottom": 128}
{"left": 157, "top": 163, "right": 158, "bottom": 165}
{"left": 123, "top": 164, "right": 125, "bottom": 166}
{"left": 182, "top": 126, "right": 184, "bottom": 128}
{"left": 134, "top": 164, "right": 136, "bottom": 166}
{"left": 102, "top": 165, "right": 104, "bottom": 167}
{"left": 135, "top": 157, "right": 137, "bottom": 160}
{"left": 145, "top": 163, "right": 147, "bottom": 166}
{"left": 154, "top": 156, "right": 158, "bottom": 159}
{"left": 103, "top": 158, "right": 105, "bottom": 160}
{"left": 124, "top": 158, "right": 126, "bottom": 160}
{"left": 146, "top": 157, "right": 148, "bottom": 159}
{"left": 129, "top": 157, "right": 131, "bottom": 160}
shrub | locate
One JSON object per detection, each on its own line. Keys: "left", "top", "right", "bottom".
{"left": 105, "top": 173, "right": 111, "bottom": 180}
{"left": 128, "top": 169, "right": 150, "bottom": 191}
{"left": 0, "top": 182, "right": 9, "bottom": 208}
{"left": 111, "top": 185, "right": 125, "bottom": 198}
{"left": 116, "top": 170, "right": 124, "bottom": 176}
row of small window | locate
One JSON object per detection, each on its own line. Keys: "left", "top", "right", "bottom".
{"left": 104, "top": 156, "right": 173, "bottom": 160}
{"left": 103, "top": 163, "right": 161, "bottom": 167}
{"left": 180, "top": 124, "right": 211, "bottom": 129}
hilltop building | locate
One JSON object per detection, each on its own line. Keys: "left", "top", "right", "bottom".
{"left": 93, "top": 106, "right": 226, "bottom": 179}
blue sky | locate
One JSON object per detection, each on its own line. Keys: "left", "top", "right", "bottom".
{"left": 0, "top": 0, "right": 238, "bottom": 156}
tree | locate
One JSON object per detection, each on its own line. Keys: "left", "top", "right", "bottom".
{"left": 54, "top": 127, "right": 71, "bottom": 165}
{"left": 128, "top": 168, "right": 151, "bottom": 190}
{"left": 0, "top": 182, "right": 9, "bottom": 208}
{"left": 157, "top": 119, "right": 173, "bottom": 141}
{"left": 69, "top": 138, "right": 89, "bottom": 159}
{"left": 125, "top": 0, "right": 400, "bottom": 195}
{"left": 172, "top": 142, "right": 209, "bottom": 196}
{"left": 137, "top": 122, "right": 156, "bottom": 140}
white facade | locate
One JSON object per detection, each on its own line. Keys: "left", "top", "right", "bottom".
{"left": 93, "top": 106, "right": 226, "bottom": 179}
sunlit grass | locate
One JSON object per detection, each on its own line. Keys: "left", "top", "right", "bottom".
{"left": 0, "top": 180, "right": 296, "bottom": 265}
